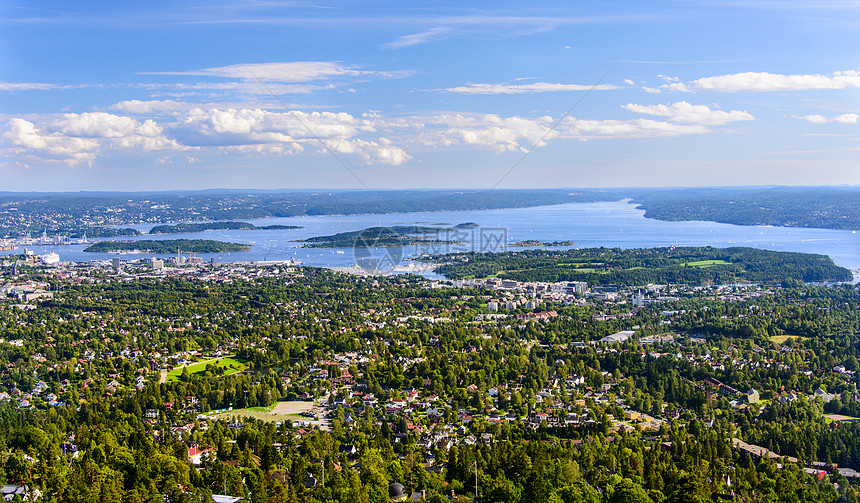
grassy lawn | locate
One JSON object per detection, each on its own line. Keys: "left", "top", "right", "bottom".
{"left": 770, "top": 335, "right": 808, "bottom": 344}
{"left": 166, "top": 355, "right": 249, "bottom": 382}
{"left": 824, "top": 414, "right": 860, "bottom": 424}
{"left": 246, "top": 404, "right": 277, "bottom": 413}
{"left": 685, "top": 260, "right": 731, "bottom": 267}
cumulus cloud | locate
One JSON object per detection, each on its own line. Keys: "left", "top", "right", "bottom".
{"left": 443, "top": 82, "right": 619, "bottom": 94}
{"left": 662, "top": 70, "right": 860, "bottom": 92}
{"left": 168, "top": 108, "right": 374, "bottom": 147}
{"left": 413, "top": 110, "right": 724, "bottom": 152}
{"left": 417, "top": 114, "right": 556, "bottom": 153}
{"left": 2, "top": 108, "right": 410, "bottom": 167}
{"left": 834, "top": 113, "right": 859, "bottom": 123}
{"left": 797, "top": 112, "right": 859, "bottom": 124}
{"left": 3, "top": 102, "right": 749, "bottom": 166}
{"left": 621, "top": 101, "right": 754, "bottom": 125}
{"left": 797, "top": 114, "right": 829, "bottom": 124}
{"left": 2, "top": 118, "right": 99, "bottom": 164}
{"left": 2, "top": 113, "right": 178, "bottom": 165}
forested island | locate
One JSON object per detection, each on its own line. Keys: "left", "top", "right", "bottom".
{"left": 83, "top": 239, "right": 250, "bottom": 254}
{"left": 431, "top": 246, "right": 853, "bottom": 285}
{"left": 149, "top": 221, "right": 302, "bottom": 234}
{"left": 301, "top": 224, "right": 477, "bottom": 248}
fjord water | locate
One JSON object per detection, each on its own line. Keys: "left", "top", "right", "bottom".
{"left": 8, "top": 200, "right": 860, "bottom": 274}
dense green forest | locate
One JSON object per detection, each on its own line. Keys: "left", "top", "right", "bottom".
{"left": 431, "top": 246, "right": 853, "bottom": 285}
{"left": 0, "top": 262, "right": 857, "bottom": 502}
{"left": 83, "top": 239, "right": 250, "bottom": 254}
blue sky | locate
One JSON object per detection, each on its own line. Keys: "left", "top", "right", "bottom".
{"left": 1, "top": 0, "right": 858, "bottom": 191}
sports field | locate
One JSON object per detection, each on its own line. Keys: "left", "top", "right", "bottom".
{"left": 166, "top": 355, "right": 249, "bottom": 382}
{"left": 204, "top": 400, "right": 328, "bottom": 428}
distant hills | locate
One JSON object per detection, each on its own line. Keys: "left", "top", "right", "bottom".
{"left": 0, "top": 186, "right": 857, "bottom": 236}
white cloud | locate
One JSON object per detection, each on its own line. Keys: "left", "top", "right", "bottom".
{"left": 2, "top": 118, "right": 99, "bottom": 164}
{"left": 834, "top": 113, "right": 859, "bottom": 123}
{"left": 1, "top": 113, "right": 179, "bottom": 165}
{"left": 443, "top": 82, "right": 619, "bottom": 94}
{"left": 168, "top": 108, "right": 374, "bottom": 147}
{"left": 51, "top": 112, "right": 153, "bottom": 138}
{"left": 796, "top": 112, "right": 859, "bottom": 124}
{"left": 0, "top": 82, "right": 78, "bottom": 92}
{"left": 662, "top": 70, "right": 860, "bottom": 92}
{"left": 621, "top": 102, "right": 754, "bottom": 125}
{"left": 560, "top": 117, "right": 710, "bottom": 139}
{"left": 417, "top": 114, "right": 556, "bottom": 153}
{"left": 112, "top": 99, "right": 193, "bottom": 114}
{"left": 144, "top": 62, "right": 413, "bottom": 83}
{"left": 2, "top": 107, "right": 410, "bottom": 167}
{"left": 797, "top": 114, "right": 829, "bottom": 124}
{"left": 2, "top": 103, "right": 748, "bottom": 167}
{"left": 413, "top": 109, "right": 726, "bottom": 152}
{"left": 384, "top": 27, "right": 453, "bottom": 49}
{"left": 623, "top": 79, "right": 635, "bottom": 86}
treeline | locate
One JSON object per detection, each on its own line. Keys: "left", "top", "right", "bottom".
{"left": 0, "top": 270, "right": 857, "bottom": 501}
{"left": 0, "top": 394, "right": 851, "bottom": 502}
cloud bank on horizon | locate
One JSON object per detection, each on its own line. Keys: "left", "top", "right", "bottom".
{"left": 0, "top": 1, "right": 858, "bottom": 190}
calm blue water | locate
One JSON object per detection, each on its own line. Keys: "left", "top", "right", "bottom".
{"left": 5, "top": 200, "right": 859, "bottom": 276}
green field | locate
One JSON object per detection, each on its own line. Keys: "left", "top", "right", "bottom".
{"left": 246, "top": 404, "right": 277, "bottom": 412}
{"left": 166, "top": 355, "right": 249, "bottom": 382}
{"left": 685, "top": 260, "right": 731, "bottom": 267}
{"left": 770, "top": 335, "right": 809, "bottom": 344}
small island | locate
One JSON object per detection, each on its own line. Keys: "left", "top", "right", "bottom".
{"left": 301, "top": 224, "right": 476, "bottom": 248}
{"left": 84, "top": 239, "right": 250, "bottom": 254}
{"left": 148, "top": 221, "right": 302, "bottom": 234}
